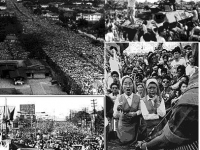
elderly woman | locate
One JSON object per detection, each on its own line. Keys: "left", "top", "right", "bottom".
{"left": 140, "top": 79, "right": 166, "bottom": 137}
{"left": 113, "top": 76, "right": 141, "bottom": 145}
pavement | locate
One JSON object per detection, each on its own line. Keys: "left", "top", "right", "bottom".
{"left": 0, "top": 77, "right": 67, "bottom": 95}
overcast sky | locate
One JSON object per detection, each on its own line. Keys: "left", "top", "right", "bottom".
{"left": 0, "top": 96, "right": 104, "bottom": 121}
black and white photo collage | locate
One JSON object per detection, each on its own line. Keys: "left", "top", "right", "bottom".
{"left": 0, "top": 0, "right": 199, "bottom": 149}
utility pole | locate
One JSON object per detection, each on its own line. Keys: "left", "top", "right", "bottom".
{"left": 70, "top": 110, "right": 71, "bottom": 121}
{"left": 91, "top": 99, "right": 97, "bottom": 134}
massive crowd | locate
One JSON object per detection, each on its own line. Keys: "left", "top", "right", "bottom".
{"left": 2, "top": 0, "right": 104, "bottom": 95}
{"left": 105, "top": 43, "right": 198, "bottom": 149}
{"left": 13, "top": 122, "right": 104, "bottom": 150}
{"left": 105, "top": 2, "right": 200, "bottom": 42}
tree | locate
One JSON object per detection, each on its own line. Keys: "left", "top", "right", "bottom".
{"left": 93, "top": 17, "right": 105, "bottom": 38}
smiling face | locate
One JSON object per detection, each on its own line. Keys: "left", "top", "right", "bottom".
{"left": 147, "top": 83, "right": 158, "bottom": 98}
{"left": 122, "top": 78, "right": 133, "bottom": 96}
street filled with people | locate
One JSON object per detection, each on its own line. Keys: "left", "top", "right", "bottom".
{"left": 105, "top": 0, "right": 200, "bottom": 42}
{"left": 12, "top": 121, "right": 104, "bottom": 150}
{"left": 105, "top": 43, "right": 198, "bottom": 150}
{"left": 1, "top": 0, "right": 104, "bottom": 95}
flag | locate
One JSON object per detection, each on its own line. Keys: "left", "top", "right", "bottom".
{"left": 1, "top": 106, "right": 15, "bottom": 122}
{"left": 8, "top": 107, "right": 15, "bottom": 121}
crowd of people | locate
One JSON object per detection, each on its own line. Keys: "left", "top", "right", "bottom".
{"left": 12, "top": 122, "right": 104, "bottom": 150}
{"left": 105, "top": 43, "right": 198, "bottom": 150}
{"left": 2, "top": 0, "right": 104, "bottom": 95}
{"left": 105, "top": 1, "right": 200, "bottom": 42}
{"left": 0, "top": 42, "right": 29, "bottom": 60}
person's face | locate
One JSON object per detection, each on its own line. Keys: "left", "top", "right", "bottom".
{"left": 138, "top": 69, "right": 143, "bottom": 75}
{"left": 161, "top": 71, "right": 167, "bottom": 77}
{"left": 136, "top": 76, "right": 142, "bottom": 83}
{"left": 137, "top": 85, "right": 144, "bottom": 93}
{"left": 121, "top": 60, "right": 125, "bottom": 66}
{"left": 111, "top": 85, "right": 118, "bottom": 94}
{"left": 153, "top": 66, "right": 158, "bottom": 72}
{"left": 174, "top": 52, "right": 180, "bottom": 59}
{"left": 180, "top": 77, "right": 187, "bottom": 82}
{"left": 142, "top": 64, "right": 145, "bottom": 69}
{"left": 162, "top": 79, "right": 170, "bottom": 88}
{"left": 122, "top": 78, "right": 133, "bottom": 96}
{"left": 163, "top": 56, "right": 168, "bottom": 63}
{"left": 147, "top": 83, "right": 157, "bottom": 98}
{"left": 182, "top": 49, "right": 186, "bottom": 56}
{"left": 126, "top": 69, "right": 132, "bottom": 75}
{"left": 189, "top": 55, "right": 194, "bottom": 64}
{"left": 177, "top": 68, "right": 183, "bottom": 78}
{"left": 180, "top": 83, "right": 187, "bottom": 93}
{"left": 112, "top": 74, "right": 119, "bottom": 81}
{"left": 152, "top": 55, "right": 158, "bottom": 64}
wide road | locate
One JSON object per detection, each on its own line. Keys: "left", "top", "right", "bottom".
{"left": 5, "top": 0, "right": 104, "bottom": 95}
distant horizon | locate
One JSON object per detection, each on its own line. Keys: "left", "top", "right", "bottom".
{"left": 0, "top": 97, "right": 104, "bottom": 121}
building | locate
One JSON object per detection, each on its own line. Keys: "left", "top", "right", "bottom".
{"left": 24, "top": 59, "right": 51, "bottom": 79}
{"left": 77, "top": 12, "right": 102, "bottom": 21}
{"left": 5, "top": 34, "right": 18, "bottom": 43}
{"left": 0, "top": 61, "right": 18, "bottom": 78}
{"left": 49, "top": 2, "right": 64, "bottom": 8}
{"left": 58, "top": 7, "right": 75, "bottom": 18}
{"left": 0, "top": 59, "right": 51, "bottom": 80}
{"left": 42, "top": 12, "right": 59, "bottom": 20}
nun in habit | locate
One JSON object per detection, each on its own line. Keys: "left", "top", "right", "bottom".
{"left": 113, "top": 75, "right": 141, "bottom": 145}
{"left": 140, "top": 78, "right": 166, "bottom": 137}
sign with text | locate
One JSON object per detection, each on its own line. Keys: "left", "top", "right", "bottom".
{"left": 20, "top": 104, "right": 35, "bottom": 115}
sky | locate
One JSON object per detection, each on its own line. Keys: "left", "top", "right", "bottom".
{"left": 0, "top": 96, "right": 104, "bottom": 121}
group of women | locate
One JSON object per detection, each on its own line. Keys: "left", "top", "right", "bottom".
{"left": 105, "top": 43, "right": 198, "bottom": 148}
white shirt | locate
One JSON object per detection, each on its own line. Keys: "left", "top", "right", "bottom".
{"left": 156, "top": 34, "right": 166, "bottom": 42}
{"left": 105, "top": 32, "right": 114, "bottom": 42}
{"left": 186, "top": 64, "right": 196, "bottom": 77}
{"left": 171, "top": 58, "right": 186, "bottom": 75}
{"left": 124, "top": 93, "right": 133, "bottom": 106}
{"left": 192, "top": 10, "right": 198, "bottom": 21}
{"left": 109, "top": 56, "right": 120, "bottom": 75}
{"left": 128, "top": 0, "right": 135, "bottom": 7}
{"left": 140, "top": 96, "right": 166, "bottom": 120}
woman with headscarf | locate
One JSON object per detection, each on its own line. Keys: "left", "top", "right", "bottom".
{"left": 113, "top": 76, "right": 141, "bottom": 145}
{"left": 140, "top": 78, "right": 166, "bottom": 137}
